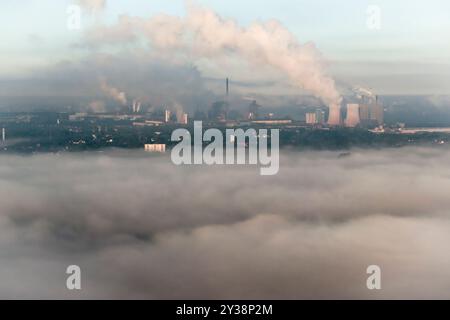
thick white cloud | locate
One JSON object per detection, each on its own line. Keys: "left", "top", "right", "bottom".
{"left": 80, "top": 4, "right": 341, "bottom": 106}
{"left": 1, "top": 148, "right": 450, "bottom": 298}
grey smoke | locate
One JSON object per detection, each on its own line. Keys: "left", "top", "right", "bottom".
{"left": 0, "top": 54, "right": 215, "bottom": 112}
{"left": 1, "top": 148, "right": 450, "bottom": 298}
{"left": 100, "top": 77, "right": 127, "bottom": 106}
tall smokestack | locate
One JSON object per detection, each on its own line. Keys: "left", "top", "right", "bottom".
{"left": 226, "top": 78, "right": 229, "bottom": 96}
{"left": 164, "top": 110, "right": 171, "bottom": 123}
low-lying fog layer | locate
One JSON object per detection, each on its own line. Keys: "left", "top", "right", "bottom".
{"left": 1, "top": 148, "right": 450, "bottom": 299}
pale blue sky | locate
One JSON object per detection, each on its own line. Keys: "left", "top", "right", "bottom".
{"left": 1, "top": 0, "right": 449, "bottom": 93}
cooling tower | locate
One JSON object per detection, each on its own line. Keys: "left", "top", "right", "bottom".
{"left": 345, "top": 103, "right": 361, "bottom": 127}
{"left": 327, "top": 104, "right": 341, "bottom": 126}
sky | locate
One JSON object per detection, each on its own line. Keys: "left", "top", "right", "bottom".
{"left": 1, "top": 0, "right": 450, "bottom": 96}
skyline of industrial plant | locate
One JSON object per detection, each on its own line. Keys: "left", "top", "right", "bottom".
{"left": 1, "top": 0, "right": 450, "bottom": 305}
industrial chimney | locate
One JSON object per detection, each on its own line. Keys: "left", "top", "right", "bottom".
{"left": 226, "top": 78, "right": 229, "bottom": 96}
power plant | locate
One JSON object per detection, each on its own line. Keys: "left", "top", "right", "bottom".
{"left": 307, "top": 87, "right": 383, "bottom": 128}
{"left": 345, "top": 104, "right": 361, "bottom": 127}
{"left": 131, "top": 100, "right": 142, "bottom": 113}
{"left": 306, "top": 109, "right": 326, "bottom": 125}
{"left": 247, "top": 99, "right": 261, "bottom": 120}
{"left": 327, "top": 103, "right": 342, "bottom": 126}
{"left": 179, "top": 113, "right": 188, "bottom": 124}
{"left": 208, "top": 78, "right": 231, "bottom": 122}
{"left": 322, "top": 87, "right": 385, "bottom": 128}
{"left": 165, "top": 110, "right": 171, "bottom": 123}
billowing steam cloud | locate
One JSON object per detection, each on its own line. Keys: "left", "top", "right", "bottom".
{"left": 84, "top": 4, "right": 341, "bottom": 108}
{"left": 172, "top": 101, "right": 185, "bottom": 122}
{"left": 88, "top": 100, "right": 106, "bottom": 113}
{"left": 1, "top": 148, "right": 450, "bottom": 298}
{"left": 99, "top": 77, "right": 127, "bottom": 105}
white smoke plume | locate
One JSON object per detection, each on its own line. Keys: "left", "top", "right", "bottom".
{"left": 88, "top": 100, "right": 106, "bottom": 113}
{"left": 84, "top": 4, "right": 341, "bottom": 107}
{"left": 172, "top": 101, "right": 185, "bottom": 123}
{"left": 99, "top": 78, "right": 127, "bottom": 106}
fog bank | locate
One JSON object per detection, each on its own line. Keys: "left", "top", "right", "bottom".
{"left": 0, "top": 148, "right": 450, "bottom": 298}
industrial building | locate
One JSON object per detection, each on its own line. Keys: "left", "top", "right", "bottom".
{"left": 179, "top": 113, "right": 188, "bottom": 125}
{"left": 359, "top": 103, "right": 384, "bottom": 127}
{"left": 164, "top": 110, "right": 171, "bottom": 123}
{"left": 370, "top": 103, "right": 384, "bottom": 125}
{"left": 306, "top": 109, "right": 326, "bottom": 125}
{"left": 144, "top": 144, "right": 166, "bottom": 153}
{"left": 251, "top": 119, "right": 292, "bottom": 125}
{"left": 306, "top": 112, "right": 317, "bottom": 124}
{"left": 352, "top": 87, "right": 384, "bottom": 127}
{"left": 327, "top": 104, "right": 342, "bottom": 126}
{"left": 315, "top": 109, "right": 325, "bottom": 124}
{"left": 345, "top": 104, "right": 361, "bottom": 127}
{"left": 247, "top": 100, "right": 261, "bottom": 120}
